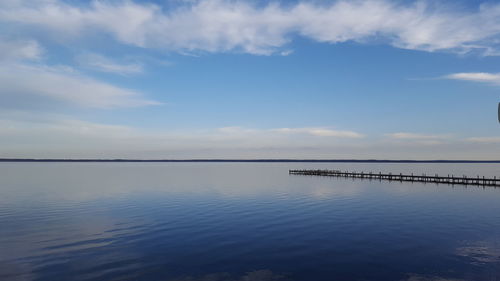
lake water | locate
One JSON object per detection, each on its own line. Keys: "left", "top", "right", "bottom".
{"left": 1, "top": 163, "right": 499, "bottom": 281}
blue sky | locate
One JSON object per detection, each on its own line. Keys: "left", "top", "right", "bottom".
{"left": 1, "top": 0, "right": 499, "bottom": 159}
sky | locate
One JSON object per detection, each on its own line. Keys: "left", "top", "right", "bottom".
{"left": 0, "top": 0, "right": 500, "bottom": 159}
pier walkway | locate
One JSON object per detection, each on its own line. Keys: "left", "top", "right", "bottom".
{"left": 289, "top": 169, "right": 500, "bottom": 187}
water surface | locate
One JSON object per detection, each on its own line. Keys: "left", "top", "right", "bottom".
{"left": 1, "top": 163, "right": 499, "bottom": 281}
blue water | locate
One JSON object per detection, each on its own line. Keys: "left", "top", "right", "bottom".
{"left": 0, "top": 163, "right": 499, "bottom": 281}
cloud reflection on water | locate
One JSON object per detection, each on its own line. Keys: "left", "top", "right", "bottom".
{"left": 169, "top": 270, "right": 287, "bottom": 281}
{"left": 1, "top": 163, "right": 500, "bottom": 281}
{"left": 456, "top": 240, "right": 500, "bottom": 265}
{"left": 402, "top": 274, "right": 464, "bottom": 281}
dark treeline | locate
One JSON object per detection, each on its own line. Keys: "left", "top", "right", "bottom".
{"left": 1, "top": 159, "right": 499, "bottom": 163}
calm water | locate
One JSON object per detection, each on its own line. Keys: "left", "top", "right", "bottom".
{"left": 1, "top": 163, "right": 500, "bottom": 281}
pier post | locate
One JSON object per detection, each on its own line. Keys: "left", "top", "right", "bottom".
{"left": 288, "top": 169, "right": 500, "bottom": 188}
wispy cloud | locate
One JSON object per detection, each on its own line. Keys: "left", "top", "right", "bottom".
{"left": 76, "top": 53, "right": 143, "bottom": 75}
{"left": 466, "top": 136, "right": 500, "bottom": 143}
{"left": 0, "top": 38, "right": 43, "bottom": 61}
{"left": 385, "top": 132, "right": 449, "bottom": 145}
{"left": 386, "top": 132, "right": 449, "bottom": 140}
{"left": 216, "top": 126, "right": 364, "bottom": 138}
{"left": 272, "top": 127, "right": 364, "bottom": 138}
{"left": 0, "top": 63, "right": 160, "bottom": 108}
{"left": 0, "top": 119, "right": 367, "bottom": 158}
{"left": 2, "top": 0, "right": 500, "bottom": 55}
{"left": 444, "top": 72, "right": 500, "bottom": 85}
{"left": 0, "top": 115, "right": 497, "bottom": 159}
{"left": 0, "top": 118, "right": 135, "bottom": 139}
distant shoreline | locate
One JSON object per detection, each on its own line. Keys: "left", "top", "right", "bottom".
{"left": 1, "top": 159, "right": 499, "bottom": 163}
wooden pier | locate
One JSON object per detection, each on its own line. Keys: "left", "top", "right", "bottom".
{"left": 289, "top": 169, "right": 500, "bottom": 187}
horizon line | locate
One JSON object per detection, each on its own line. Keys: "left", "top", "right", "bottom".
{"left": 1, "top": 158, "right": 499, "bottom": 163}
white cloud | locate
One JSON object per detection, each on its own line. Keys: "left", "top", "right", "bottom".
{"left": 0, "top": 39, "right": 43, "bottom": 61}
{"left": 272, "top": 127, "right": 364, "bottom": 138}
{"left": 0, "top": 116, "right": 498, "bottom": 159}
{"left": 2, "top": 0, "right": 500, "bottom": 55}
{"left": 444, "top": 72, "right": 500, "bottom": 85}
{"left": 466, "top": 136, "right": 500, "bottom": 143}
{"left": 0, "top": 63, "right": 160, "bottom": 108}
{"left": 0, "top": 120, "right": 367, "bottom": 157}
{"left": 0, "top": 118, "right": 134, "bottom": 138}
{"left": 279, "top": 50, "right": 293, "bottom": 56}
{"left": 76, "top": 53, "right": 143, "bottom": 75}
{"left": 384, "top": 132, "right": 450, "bottom": 146}
{"left": 215, "top": 126, "right": 363, "bottom": 138}
{"left": 216, "top": 126, "right": 259, "bottom": 135}
{"left": 386, "top": 132, "right": 449, "bottom": 140}
{"left": 0, "top": 121, "right": 364, "bottom": 143}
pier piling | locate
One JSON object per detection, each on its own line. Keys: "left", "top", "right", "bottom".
{"left": 289, "top": 169, "right": 500, "bottom": 187}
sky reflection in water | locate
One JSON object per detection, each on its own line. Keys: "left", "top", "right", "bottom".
{"left": 0, "top": 163, "right": 499, "bottom": 281}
